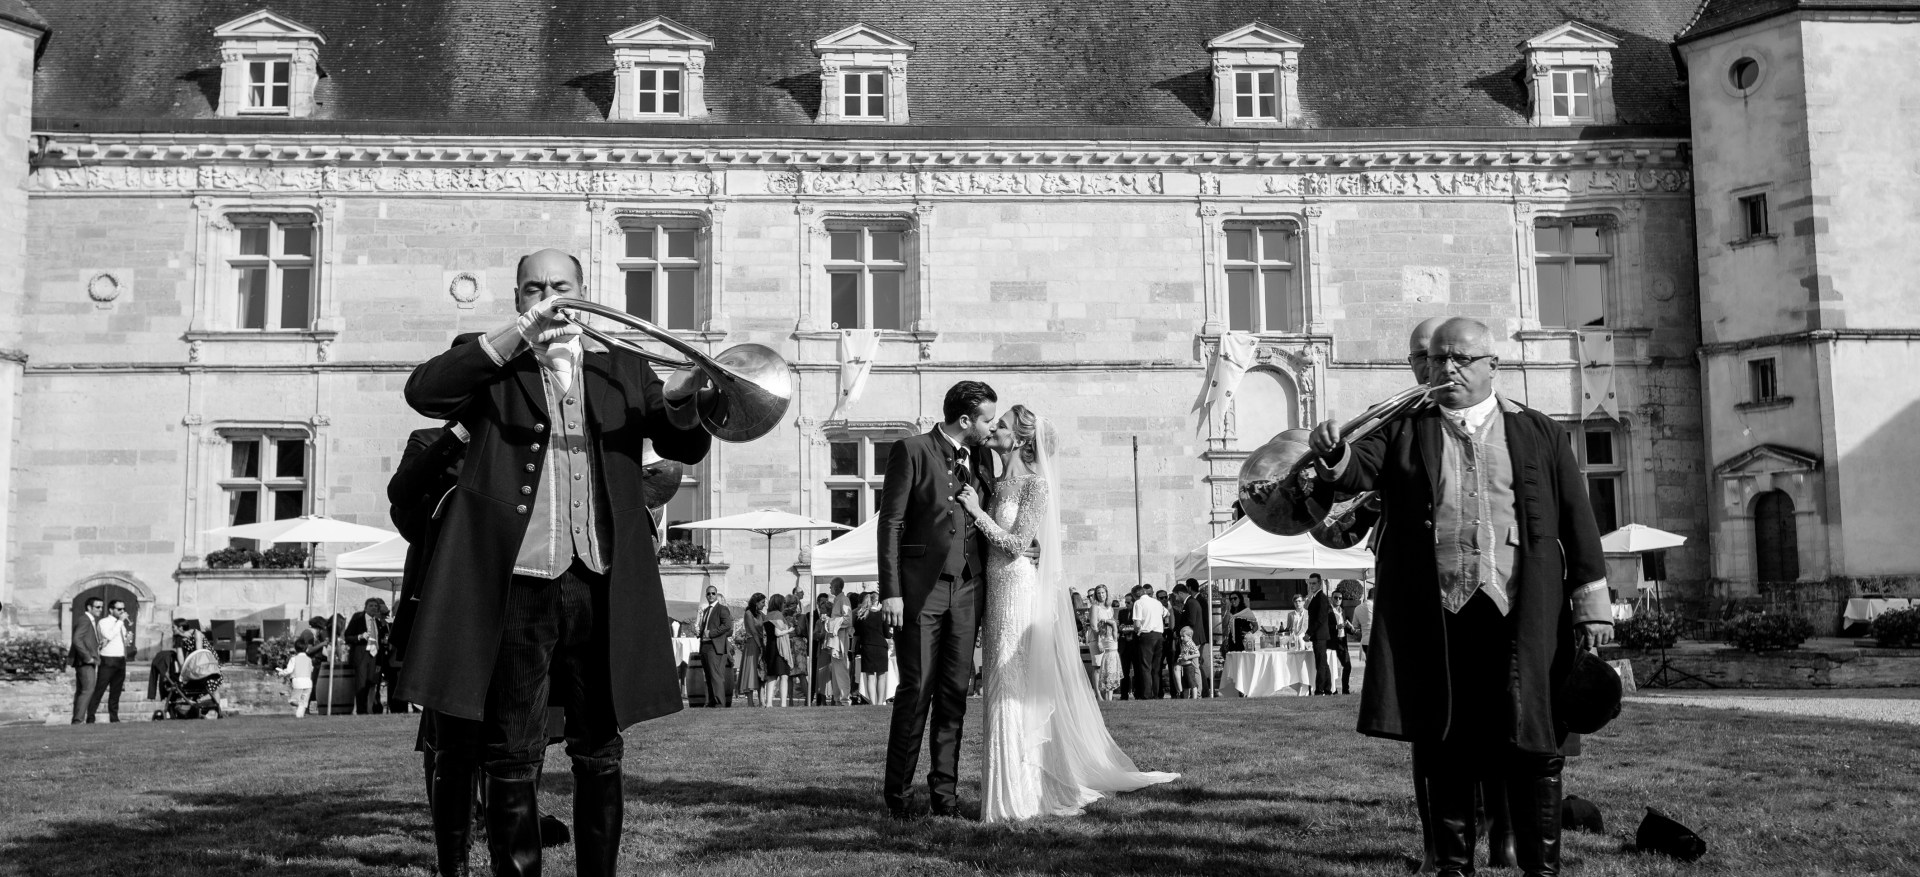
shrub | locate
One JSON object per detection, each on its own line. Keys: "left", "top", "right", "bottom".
{"left": 1870, "top": 606, "right": 1920, "bottom": 649}
{"left": 0, "top": 634, "right": 70, "bottom": 681}
{"left": 260, "top": 545, "right": 310, "bottom": 569}
{"left": 257, "top": 633, "right": 298, "bottom": 670}
{"left": 1616, "top": 611, "right": 1688, "bottom": 650}
{"left": 658, "top": 540, "right": 709, "bottom": 565}
{"left": 205, "top": 547, "right": 262, "bottom": 569}
{"left": 1723, "top": 611, "right": 1814, "bottom": 653}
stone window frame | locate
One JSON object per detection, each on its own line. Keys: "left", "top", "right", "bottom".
{"left": 812, "top": 23, "right": 915, "bottom": 125}
{"left": 824, "top": 217, "right": 912, "bottom": 331}
{"left": 587, "top": 203, "right": 727, "bottom": 341}
{"left": 1206, "top": 23, "right": 1305, "bottom": 128}
{"left": 657, "top": 453, "right": 711, "bottom": 549}
{"left": 213, "top": 427, "right": 313, "bottom": 552}
{"left": 1730, "top": 183, "right": 1778, "bottom": 247}
{"left": 821, "top": 427, "right": 909, "bottom": 529}
{"left": 1565, "top": 417, "right": 1631, "bottom": 536}
{"left": 1530, "top": 214, "right": 1616, "bottom": 329}
{"left": 797, "top": 209, "right": 933, "bottom": 345}
{"left": 607, "top": 17, "right": 713, "bottom": 122}
{"left": 1221, "top": 218, "right": 1308, "bottom": 334}
{"left": 187, "top": 197, "right": 341, "bottom": 346}
{"left": 1711, "top": 445, "right": 1824, "bottom": 586}
{"left": 1514, "top": 203, "right": 1641, "bottom": 332}
{"left": 1521, "top": 22, "right": 1619, "bottom": 127}
{"left": 1200, "top": 207, "right": 1325, "bottom": 338}
{"left": 213, "top": 10, "right": 325, "bottom": 118}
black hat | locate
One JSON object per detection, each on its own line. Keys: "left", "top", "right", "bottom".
{"left": 1561, "top": 794, "right": 1605, "bottom": 834}
{"left": 1635, "top": 807, "right": 1707, "bottom": 862}
{"left": 1555, "top": 649, "right": 1623, "bottom": 734}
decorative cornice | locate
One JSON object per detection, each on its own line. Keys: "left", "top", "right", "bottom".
{"left": 1696, "top": 328, "right": 1920, "bottom": 357}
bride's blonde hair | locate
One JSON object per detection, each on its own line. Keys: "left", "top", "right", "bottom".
{"left": 1006, "top": 404, "right": 1056, "bottom": 467}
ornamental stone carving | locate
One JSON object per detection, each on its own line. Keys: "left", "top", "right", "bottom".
{"left": 34, "top": 166, "right": 716, "bottom": 197}
{"left": 1259, "top": 169, "right": 1689, "bottom": 197}
{"left": 447, "top": 272, "right": 482, "bottom": 308}
{"left": 86, "top": 272, "right": 124, "bottom": 305}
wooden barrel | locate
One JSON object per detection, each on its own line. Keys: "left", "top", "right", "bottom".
{"left": 316, "top": 665, "right": 356, "bottom": 711}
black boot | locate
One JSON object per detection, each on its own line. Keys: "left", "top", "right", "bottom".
{"left": 1483, "top": 778, "right": 1519, "bottom": 868}
{"left": 1508, "top": 756, "right": 1565, "bottom": 877}
{"left": 572, "top": 763, "right": 624, "bottom": 877}
{"left": 429, "top": 754, "right": 477, "bottom": 877}
{"left": 1425, "top": 761, "right": 1478, "bottom": 876}
{"left": 482, "top": 771, "right": 543, "bottom": 877}
{"left": 1411, "top": 746, "right": 1437, "bottom": 873}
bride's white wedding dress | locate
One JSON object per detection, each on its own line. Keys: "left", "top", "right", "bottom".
{"left": 975, "top": 455, "right": 1177, "bottom": 823}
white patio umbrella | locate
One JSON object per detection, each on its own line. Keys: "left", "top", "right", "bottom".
{"left": 1599, "top": 523, "right": 1687, "bottom": 553}
{"left": 206, "top": 514, "right": 399, "bottom": 712}
{"left": 670, "top": 508, "right": 850, "bottom": 706}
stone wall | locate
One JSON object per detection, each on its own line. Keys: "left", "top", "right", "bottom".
{"left": 1606, "top": 644, "right": 1920, "bottom": 689}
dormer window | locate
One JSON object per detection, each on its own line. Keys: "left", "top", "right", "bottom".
{"left": 1522, "top": 22, "right": 1619, "bottom": 126}
{"left": 214, "top": 11, "right": 324, "bottom": 118}
{"left": 608, "top": 17, "right": 713, "bottom": 121}
{"left": 1207, "top": 23, "right": 1304, "bottom": 127}
{"left": 813, "top": 24, "right": 914, "bottom": 124}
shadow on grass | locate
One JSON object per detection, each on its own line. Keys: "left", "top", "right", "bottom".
{"left": 3, "top": 789, "right": 426, "bottom": 877}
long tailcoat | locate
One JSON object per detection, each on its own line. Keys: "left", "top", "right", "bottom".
{"left": 385, "top": 426, "right": 465, "bottom": 666}
{"left": 395, "top": 333, "right": 710, "bottom": 728}
{"left": 876, "top": 428, "right": 995, "bottom": 618}
{"left": 1324, "top": 397, "right": 1606, "bottom": 755}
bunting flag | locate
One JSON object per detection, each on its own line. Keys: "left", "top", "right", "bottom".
{"left": 1578, "top": 327, "right": 1618, "bottom": 421}
{"left": 829, "top": 328, "right": 881, "bottom": 421}
{"left": 1199, "top": 332, "right": 1260, "bottom": 434}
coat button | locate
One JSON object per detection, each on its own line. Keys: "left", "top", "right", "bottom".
{"left": 534, "top": 423, "right": 547, "bottom": 432}
{"left": 515, "top": 505, "right": 529, "bottom": 514}
{"left": 525, "top": 463, "right": 536, "bottom": 472}
{"left": 520, "top": 486, "right": 532, "bottom": 495}
{"left": 1424, "top": 520, "right": 1433, "bottom": 528}
{"left": 531, "top": 443, "right": 542, "bottom": 452}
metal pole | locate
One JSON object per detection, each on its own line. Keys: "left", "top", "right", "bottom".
{"left": 1131, "top": 436, "right": 1144, "bottom": 590}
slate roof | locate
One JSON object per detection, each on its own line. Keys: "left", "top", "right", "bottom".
{"left": 28, "top": 1, "right": 1703, "bottom": 132}
{"left": 0, "top": 0, "right": 48, "bottom": 34}
{"left": 1676, "top": 0, "right": 1920, "bottom": 42}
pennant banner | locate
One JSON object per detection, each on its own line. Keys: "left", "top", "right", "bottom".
{"left": 1198, "top": 332, "right": 1259, "bottom": 434}
{"left": 1578, "top": 328, "right": 1618, "bottom": 421}
{"left": 829, "top": 328, "right": 881, "bottom": 421}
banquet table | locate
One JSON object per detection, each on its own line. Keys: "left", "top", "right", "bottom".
{"left": 1220, "top": 649, "right": 1314, "bottom": 698}
{"left": 1843, "top": 598, "right": 1914, "bottom": 626}
{"left": 672, "top": 636, "right": 700, "bottom": 667}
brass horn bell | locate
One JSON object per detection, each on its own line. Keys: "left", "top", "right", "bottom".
{"left": 1236, "top": 383, "right": 1447, "bottom": 538}
{"left": 549, "top": 299, "right": 793, "bottom": 443}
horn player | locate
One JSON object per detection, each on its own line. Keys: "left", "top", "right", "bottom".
{"left": 397, "top": 248, "right": 712, "bottom": 877}
{"left": 1306, "top": 317, "right": 1613, "bottom": 877}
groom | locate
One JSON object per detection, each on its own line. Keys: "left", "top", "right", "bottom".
{"left": 879, "top": 380, "right": 998, "bottom": 819}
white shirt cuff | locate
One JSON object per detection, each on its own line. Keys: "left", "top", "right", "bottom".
{"left": 478, "top": 332, "right": 509, "bottom": 367}
{"left": 1320, "top": 446, "right": 1350, "bottom": 480}
{"left": 1571, "top": 579, "right": 1612, "bottom": 626}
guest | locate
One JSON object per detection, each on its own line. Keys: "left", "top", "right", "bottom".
{"left": 1093, "top": 621, "right": 1122, "bottom": 701}
{"left": 1227, "top": 593, "right": 1260, "bottom": 652}
{"left": 344, "top": 597, "right": 391, "bottom": 714}
{"left": 1130, "top": 585, "right": 1168, "bottom": 700}
{"left": 1330, "top": 593, "right": 1356, "bottom": 695}
{"left": 1175, "top": 627, "right": 1202, "bottom": 698}
{"left": 69, "top": 597, "right": 103, "bottom": 724}
{"left": 1069, "top": 588, "right": 1088, "bottom": 640}
{"left": 1355, "top": 584, "right": 1376, "bottom": 660}
{"left": 762, "top": 595, "right": 794, "bottom": 707}
{"left": 694, "top": 586, "right": 732, "bottom": 708}
{"left": 1284, "top": 594, "right": 1308, "bottom": 647}
{"left": 737, "top": 593, "right": 766, "bottom": 707}
{"left": 1179, "top": 582, "right": 1213, "bottom": 696}
{"left": 170, "top": 617, "right": 209, "bottom": 654}
{"left": 279, "top": 635, "right": 317, "bottom": 717}
{"left": 1084, "top": 585, "right": 1115, "bottom": 651}
{"left": 812, "top": 594, "right": 852, "bottom": 705}
{"left": 853, "top": 593, "right": 892, "bottom": 706}
{"left": 1116, "top": 587, "right": 1139, "bottom": 699}
{"left": 88, "top": 600, "right": 132, "bottom": 723}
{"left": 1306, "top": 574, "right": 1339, "bottom": 695}
{"left": 1164, "top": 588, "right": 1185, "bottom": 697}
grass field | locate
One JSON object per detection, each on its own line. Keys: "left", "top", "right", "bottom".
{"left": 2, "top": 696, "right": 1917, "bottom": 876}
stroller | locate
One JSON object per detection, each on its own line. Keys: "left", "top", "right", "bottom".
{"left": 152, "top": 648, "right": 225, "bottom": 720}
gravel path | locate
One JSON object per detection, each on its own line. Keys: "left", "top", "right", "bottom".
{"left": 1626, "top": 690, "right": 1920, "bottom": 726}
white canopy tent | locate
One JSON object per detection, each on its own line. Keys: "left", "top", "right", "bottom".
{"left": 808, "top": 517, "right": 878, "bottom": 585}
{"left": 335, "top": 535, "right": 408, "bottom": 581}
{"left": 1175, "top": 517, "right": 1376, "bottom": 582}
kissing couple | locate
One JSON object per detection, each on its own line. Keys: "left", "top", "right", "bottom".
{"left": 877, "top": 380, "right": 1178, "bottom": 823}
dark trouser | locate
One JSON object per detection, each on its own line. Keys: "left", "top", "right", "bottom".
{"left": 884, "top": 575, "right": 980, "bottom": 815}
{"left": 1133, "top": 632, "right": 1163, "bottom": 700}
{"left": 699, "top": 640, "right": 729, "bottom": 707}
{"left": 88, "top": 656, "right": 127, "bottom": 720}
{"left": 1415, "top": 592, "right": 1550, "bottom": 876}
{"left": 1117, "top": 635, "right": 1137, "bottom": 699}
{"left": 1333, "top": 639, "right": 1353, "bottom": 693}
{"left": 353, "top": 649, "right": 384, "bottom": 714}
{"left": 435, "top": 563, "right": 623, "bottom": 877}
{"left": 71, "top": 664, "right": 98, "bottom": 723}
{"left": 384, "top": 663, "right": 408, "bottom": 713}
{"left": 1311, "top": 639, "right": 1334, "bottom": 695}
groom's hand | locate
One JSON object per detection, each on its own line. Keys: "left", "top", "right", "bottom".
{"left": 882, "top": 597, "right": 904, "bottom": 628}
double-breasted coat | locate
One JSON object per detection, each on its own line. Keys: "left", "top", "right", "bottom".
{"left": 394, "top": 333, "right": 710, "bottom": 728}
{"left": 1323, "top": 397, "right": 1608, "bottom": 755}
{"left": 876, "top": 428, "right": 996, "bottom": 618}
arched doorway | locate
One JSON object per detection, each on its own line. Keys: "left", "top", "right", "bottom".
{"left": 1752, "top": 490, "right": 1800, "bottom": 584}
{"left": 66, "top": 577, "right": 146, "bottom": 655}
{"left": 1231, "top": 367, "right": 1299, "bottom": 446}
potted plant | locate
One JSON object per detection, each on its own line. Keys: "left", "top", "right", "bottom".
{"left": 657, "top": 540, "right": 709, "bottom": 566}
{"left": 1723, "top": 611, "right": 1814, "bottom": 653}
{"left": 205, "top": 546, "right": 263, "bottom": 569}
{"left": 0, "top": 634, "right": 68, "bottom": 681}
{"left": 260, "top": 545, "right": 310, "bottom": 569}
{"left": 1870, "top": 606, "right": 1920, "bottom": 649}
{"left": 1616, "top": 611, "right": 1688, "bottom": 650}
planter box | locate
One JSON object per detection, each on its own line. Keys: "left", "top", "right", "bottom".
{"left": 1603, "top": 644, "right": 1920, "bottom": 689}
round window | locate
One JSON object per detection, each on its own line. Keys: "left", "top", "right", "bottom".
{"left": 1729, "top": 58, "right": 1761, "bottom": 91}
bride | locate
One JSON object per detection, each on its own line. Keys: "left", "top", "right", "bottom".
{"left": 955, "top": 404, "right": 1178, "bottom": 822}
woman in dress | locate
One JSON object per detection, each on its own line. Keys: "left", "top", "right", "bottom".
{"left": 761, "top": 594, "right": 794, "bottom": 707}
{"left": 852, "top": 592, "right": 892, "bottom": 706}
{"left": 737, "top": 593, "right": 766, "bottom": 707}
{"left": 954, "top": 404, "right": 1178, "bottom": 823}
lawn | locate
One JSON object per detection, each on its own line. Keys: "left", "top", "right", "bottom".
{"left": 1, "top": 697, "right": 1916, "bottom": 876}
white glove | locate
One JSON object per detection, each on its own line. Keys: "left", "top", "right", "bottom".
{"left": 515, "top": 296, "right": 583, "bottom": 348}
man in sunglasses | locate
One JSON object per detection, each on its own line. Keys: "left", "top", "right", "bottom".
{"left": 1309, "top": 317, "right": 1612, "bottom": 877}
{"left": 694, "top": 586, "right": 733, "bottom": 707}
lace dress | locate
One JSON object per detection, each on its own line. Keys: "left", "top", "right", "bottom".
{"left": 976, "top": 474, "right": 1178, "bottom": 822}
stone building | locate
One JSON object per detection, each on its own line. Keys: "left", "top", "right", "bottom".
{"left": 0, "top": 0, "right": 1905, "bottom": 650}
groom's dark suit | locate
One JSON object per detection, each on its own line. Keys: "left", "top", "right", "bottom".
{"left": 878, "top": 426, "right": 995, "bottom": 815}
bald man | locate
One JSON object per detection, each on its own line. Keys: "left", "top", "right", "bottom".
{"left": 1309, "top": 318, "right": 1612, "bottom": 877}
{"left": 398, "top": 249, "right": 712, "bottom": 877}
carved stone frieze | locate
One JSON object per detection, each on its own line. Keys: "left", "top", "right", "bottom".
{"left": 32, "top": 165, "right": 716, "bottom": 197}
{"left": 1260, "top": 168, "right": 1690, "bottom": 197}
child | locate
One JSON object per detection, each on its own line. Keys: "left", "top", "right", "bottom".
{"left": 1175, "top": 626, "right": 1202, "bottom": 698}
{"left": 277, "top": 635, "right": 316, "bottom": 717}
{"left": 1094, "top": 621, "right": 1121, "bottom": 701}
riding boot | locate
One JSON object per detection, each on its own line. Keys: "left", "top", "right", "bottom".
{"left": 482, "top": 771, "right": 543, "bottom": 877}
{"left": 1482, "top": 777, "right": 1519, "bottom": 868}
{"left": 1425, "top": 762, "right": 1478, "bottom": 876}
{"left": 429, "top": 754, "right": 477, "bottom": 877}
{"left": 1508, "top": 756, "right": 1565, "bottom": 877}
{"left": 572, "top": 763, "right": 624, "bottom": 877}
{"left": 1412, "top": 746, "right": 1438, "bottom": 873}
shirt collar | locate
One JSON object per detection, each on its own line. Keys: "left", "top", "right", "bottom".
{"left": 1439, "top": 393, "right": 1501, "bottom": 432}
{"left": 936, "top": 426, "right": 966, "bottom": 456}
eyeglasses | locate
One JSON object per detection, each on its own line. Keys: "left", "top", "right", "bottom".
{"left": 1430, "top": 353, "right": 1496, "bottom": 370}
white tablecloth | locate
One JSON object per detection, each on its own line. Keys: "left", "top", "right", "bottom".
{"left": 1843, "top": 598, "right": 1913, "bottom": 625}
{"left": 672, "top": 637, "right": 700, "bottom": 666}
{"left": 1611, "top": 602, "right": 1636, "bottom": 623}
{"left": 1220, "top": 650, "right": 1314, "bottom": 698}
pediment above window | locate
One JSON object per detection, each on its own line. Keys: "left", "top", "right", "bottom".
{"left": 1206, "top": 22, "right": 1304, "bottom": 128}
{"left": 1714, "top": 443, "right": 1821, "bottom": 476}
{"left": 212, "top": 10, "right": 324, "bottom": 118}
{"left": 1521, "top": 21, "right": 1620, "bottom": 126}
{"left": 607, "top": 16, "right": 714, "bottom": 120}
{"left": 813, "top": 23, "right": 914, "bottom": 124}
{"left": 608, "top": 17, "right": 714, "bottom": 51}
{"left": 1522, "top": 21, "right": 1622, "bottom": 53}
{"left": 213, "top": 10, "right": 325, "bottom": 43}
{"left": 1205, "top": 22, "right": 1306, "bottom": 53}
{"left": 812, "top": 23, "right": 915, "bottom": 54}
